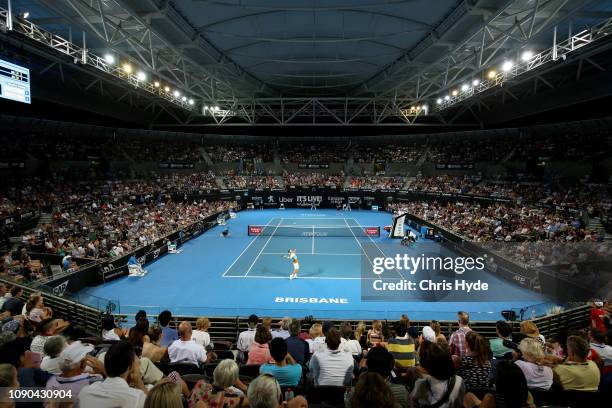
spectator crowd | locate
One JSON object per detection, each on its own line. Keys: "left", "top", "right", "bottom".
{"left": 0, "top": 302, "right": 610, "bottom": 408}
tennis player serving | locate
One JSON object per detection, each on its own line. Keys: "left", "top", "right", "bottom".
{"left": 284, "top": 249, "right": 299, "bottom": 280}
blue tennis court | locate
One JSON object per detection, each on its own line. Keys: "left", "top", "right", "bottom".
{"left": 79, "top": 209, "right": 555, "bottom": 320}
{"left": 223, "top": 216, "right": 388, "bottom": 280}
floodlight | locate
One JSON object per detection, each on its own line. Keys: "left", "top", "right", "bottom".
{"left": 164, "top": 86, "right": 170, "bottom": 93}
{"left": 487, "top": 70, "right": 497, "bottom": 79}
{"left": 122, "top": 63, "right": 132, "bottom": 74}
{"left": 436, "top": 98, "right": 442, "bottom": 105}
{"left": 444, "top": 95, "right": 450, "bottom": 101}
{"left": 173, "top": 90, "right": 180, "bottom": 98}
{"left": 154, "top": 81, "right": 160, "bottom": 88}
{"left": 104, "top": 54, "right": 115, "bottom": 65}
{"left": 451, "top": 89, "right": 458, "bottom": 96}
{"left": 472, "top": 79, "right": 480, "bottom": 86}
{"left": 521, "top": 50, "right": 533, "bottom": 62}
{"left": 501, "top": 60, "right": 513, "bottom": 72}
{"left": 461, "top": 84, "right": 469, "bottom": 92}
{"left": 188, "top": 99, "right": 195, "bottom": 105}
{"left": 136, "top": 71, "right": 146, "bottom": 81}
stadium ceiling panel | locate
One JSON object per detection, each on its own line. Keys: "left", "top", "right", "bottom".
{"left": 4, "top": 0, "right": 612, "bottom": 125}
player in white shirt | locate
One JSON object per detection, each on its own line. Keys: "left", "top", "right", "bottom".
{"left": 285, "top": 249, "right": 299, "bottom": 280}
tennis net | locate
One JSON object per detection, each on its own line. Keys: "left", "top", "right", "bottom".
{"left": 248, "top": 225, "right": 380, "bottom": 237}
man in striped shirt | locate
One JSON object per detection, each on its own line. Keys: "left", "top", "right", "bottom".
{"left": 449, "top": 311, "right": 472, "bottom": 357}
{"left": 386, "top": 320, "right": 415, "bottom": 368}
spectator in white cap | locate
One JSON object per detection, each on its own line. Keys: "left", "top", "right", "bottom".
{"left": 46, "top": 341, "right": 105, "bottom": 406}
{"left": 422, "top": 326, "right": 436, "bottom": 343}
{"left": 590, "top": 301, "right": 609, "bottom": 334}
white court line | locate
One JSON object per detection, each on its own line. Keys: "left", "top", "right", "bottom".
{"left": 351, "top": 217, "right": 406, "bottom": 280}
{"left": 261, "top": 252, "right": 362, "bottom": 256}
{"left": 311, "top": 225, "right": 315, "bottom": 254}
{"left": 344, "top": 218, "right": 374, "bottom": 267}
{"left": 223, "top": 275, "right": 381, "bottom": 280}
{"left": 244, "top": 218, "right": 284, "bottom": 277}
{"left": 222, "top": 217, "right": 276, "bottom": 277}
{"left": 276, "top": 218, "right": 351, "bottom": 220}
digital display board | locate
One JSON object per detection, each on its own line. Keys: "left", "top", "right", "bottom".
{"left": 0, "top": 58, "right": 31, "bottom": 104}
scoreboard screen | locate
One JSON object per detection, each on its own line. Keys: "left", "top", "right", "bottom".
{"left": 0, "top": 58, "right": 31, "bottom": 104}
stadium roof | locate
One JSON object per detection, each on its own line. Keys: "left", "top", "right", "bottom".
{"left": 3, "top": 0, "right": 612, "bottom": 126}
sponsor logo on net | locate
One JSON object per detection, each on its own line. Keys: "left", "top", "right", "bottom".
{"left": 371, "top": 254, "right": 490, "bottom": 293}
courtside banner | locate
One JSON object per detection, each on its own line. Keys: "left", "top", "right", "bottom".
{"left": 365, "top": 227, "right": 380, "bottom": 236}
{"left": 248, "top": 225, "right": 263, "bottom": 235}
{"left": 390, "top": 213, "right": 406, "bottom": 238}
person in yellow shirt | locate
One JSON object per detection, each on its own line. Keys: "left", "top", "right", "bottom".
{"left": 385, "top": 321, "right": 415, "bottom": 368}
{"left": 553, "top": 335, "right": 600, "bottom": 391}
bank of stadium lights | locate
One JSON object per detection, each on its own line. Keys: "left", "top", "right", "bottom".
{"left": 461, "top": 84, "right": 469, "bottom": 92}
{"left": 0, "top": 6, "right": 198, "bottom": 113}
{"left": 120, "top": 61, "right": 194, "bottom": 105}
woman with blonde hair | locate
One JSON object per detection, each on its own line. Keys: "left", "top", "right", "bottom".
{"left": 192, "top": 317, "right": 212, "bottom": 349}
{"left": 430, "top": 320, "right": 446, "bottom": 343}
{"left": 190, "top": 359, "right": 248, "bottom": 407}
{"left": 515, "top": 337, "right": 553, "bottom": 390}
{"left": 520, "top": 320, "right": 545, "bottom": 346}
{"left": 144, "top": 381, "right": 183, "bottom": 408}
{"left": 354, "top": 321, "right": 367, "bottom": 349}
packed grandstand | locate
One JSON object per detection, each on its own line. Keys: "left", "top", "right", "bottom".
{"left": 0, "top": 117, "right": 610, "bottom": 407}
